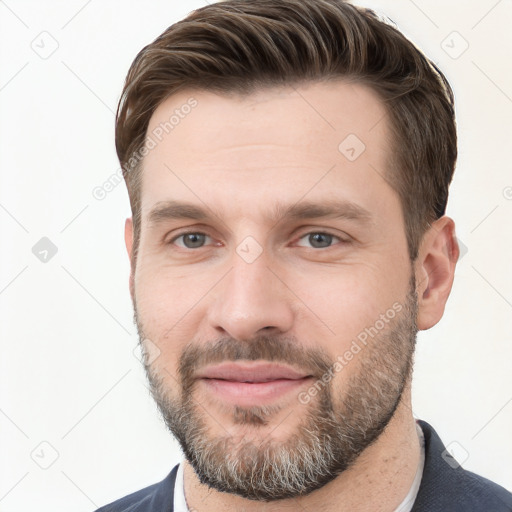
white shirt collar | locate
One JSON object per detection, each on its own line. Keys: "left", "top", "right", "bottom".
{"left": 173, "top": 460, "right": 189, "bottom": 512}
{"left": 392, "top": 421, "right": 426, "bottom": 512}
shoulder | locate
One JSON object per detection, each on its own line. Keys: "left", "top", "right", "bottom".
{"left": 413, "top": 420, "right": 512, "bottom": 511}
{"left": 94, "top": 464, "right": 178, "bottom": 512}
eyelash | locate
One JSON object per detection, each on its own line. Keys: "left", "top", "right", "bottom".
{"left": 168, "top": 230, "right": 348, "bottom": 249}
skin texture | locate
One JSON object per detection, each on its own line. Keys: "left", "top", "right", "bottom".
{"left": 124, "top": 81, "right": 459, "bottom": 511}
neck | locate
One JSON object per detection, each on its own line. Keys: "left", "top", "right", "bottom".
{"left": 183, "top": 384, "right": 420, "bottom": 512}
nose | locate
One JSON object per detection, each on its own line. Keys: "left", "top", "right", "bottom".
{"left": 206, "top": 253, "right": 295, "bottom": 341}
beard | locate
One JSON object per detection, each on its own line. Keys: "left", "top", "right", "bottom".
{"left": 134, "top": 276, "right": 418, "bottom": 502}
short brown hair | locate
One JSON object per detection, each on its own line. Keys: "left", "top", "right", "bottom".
{"left": 116, "top": 0, "right": 457, "bottom": 263}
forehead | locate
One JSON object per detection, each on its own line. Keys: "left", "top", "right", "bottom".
{"left": 145, "top": 80, "right": 389, "bottom": 156}
{"left": 140, "top": 80, "right": 394, "bottom": 218}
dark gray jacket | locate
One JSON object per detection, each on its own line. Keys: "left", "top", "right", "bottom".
{"left": 95, "top": 420, "right": 512, "bottom": 511}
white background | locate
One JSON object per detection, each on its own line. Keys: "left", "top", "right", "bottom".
{"left": 0, "top": 0, "right": 511, "bottom": 510}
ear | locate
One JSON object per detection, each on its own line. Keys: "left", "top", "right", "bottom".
{"left": 415, "top": 216, "right": 459, "bottom": 331}
{"left": 124, "top": 217, "right": 135, "bottom": 301}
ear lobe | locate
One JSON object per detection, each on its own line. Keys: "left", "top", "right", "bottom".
{"left": 124, "top": 218, "right": 135, "bottom": 301}
{"left": 415, "top": 216, "right": 459, "bottom": 331}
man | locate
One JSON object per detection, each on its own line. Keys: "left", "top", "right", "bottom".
{"left": 96, "top": 0, "right": 512, "bottom": 510}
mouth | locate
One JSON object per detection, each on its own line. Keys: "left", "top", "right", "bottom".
{"left": 196, "top": 362, "right": 314, "bottom": 405}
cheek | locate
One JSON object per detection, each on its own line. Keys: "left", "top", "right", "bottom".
{"left": 294, "top": 262, "right": 408, "bottom": 353}
{"left": 133, "top": 261, "right": 200, "bottom": 360}
{"left": 134, "top": 251, "right": 202, "bottom": 318}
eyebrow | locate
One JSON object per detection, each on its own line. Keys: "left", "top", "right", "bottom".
{"left": 147, "top": 199, "right": 373, "bottom": 227}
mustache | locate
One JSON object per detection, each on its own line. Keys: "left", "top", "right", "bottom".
{"left": 177, "top": 335, "right": 333, "bottom": 381}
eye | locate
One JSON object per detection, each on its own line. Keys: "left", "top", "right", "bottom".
{"left": 171, "top": 232, "right": 212, "bottom": 249}
{"left": 296, "top": 232, "right": 343, "bottom": 249}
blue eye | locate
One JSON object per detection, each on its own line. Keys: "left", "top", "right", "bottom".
{"left": 169, "top": 231, "right": 345, "bottom": 250}
{"left": 296, "top": 232, "right": 341, "bottom": 249}
{"left": 173, "top": 232, "right": 211, "bottom": 249}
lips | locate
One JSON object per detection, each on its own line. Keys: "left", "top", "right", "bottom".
{"left": 197, "top": 362, "right": 313, "bottom": 406}
{"left": 196, "top": 362, "right": 311, "bottom": 382}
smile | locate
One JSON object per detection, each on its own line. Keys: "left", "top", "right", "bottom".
{"left": 196, "top": 361, "right": 314, "bottom": 406}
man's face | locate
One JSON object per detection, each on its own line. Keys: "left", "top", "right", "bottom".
{"left": 128, "top": 81, "right": 418, "bottom": 500}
